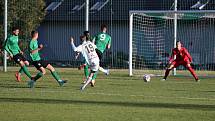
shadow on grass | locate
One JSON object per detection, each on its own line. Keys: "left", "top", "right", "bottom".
{"left": 0, "top": 97, "right": 214, "bottom": 111}
{"left": 0, "top": 83, "right": 48, "bottom": 89}
{"left": 168, "top": 89, "right": 187, "bottom": 92}
{"left": 200, "top": 90, "right": 215, "bottom": 92}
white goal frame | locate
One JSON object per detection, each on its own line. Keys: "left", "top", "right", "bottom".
{"left": 129, "top": 10, "right": 215, "bottom": 76}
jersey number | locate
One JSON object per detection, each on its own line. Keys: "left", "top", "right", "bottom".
{"left": 100, "top": 34, "right": 106, "bottom": 41}
{"left": 85, "top": 44, "right": 94, "bottom": 53}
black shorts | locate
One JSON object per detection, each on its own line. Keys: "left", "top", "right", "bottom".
{"left": 13, "top": 53, "right": 27, "bottom": 64}
{"left": 96, "top": 49, "right": 103, "bottom": 60}
{"left": 32, "top": 60, "right": 49, "bottom": 70}
{"left": 91, "top": 70, "right": 97, "bottom": 73}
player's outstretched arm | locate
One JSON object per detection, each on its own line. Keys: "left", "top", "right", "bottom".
{"left": 70, "top": 37, "right": 74, "bottom": 44}
{"left": 70, "top": 37, "right": 77, "bottom": 51}
{"left": 70, "top": 37, "right": 83, "bottom": 53}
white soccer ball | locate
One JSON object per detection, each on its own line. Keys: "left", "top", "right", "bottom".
{"left": 143, "top": 74, "right": 151, "bottom": 82}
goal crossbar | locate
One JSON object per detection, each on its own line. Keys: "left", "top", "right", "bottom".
{"left": 130, "top": 10, "right": 215, "bottom": 15}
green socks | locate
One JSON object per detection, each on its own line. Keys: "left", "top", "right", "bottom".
{"left": 21, "top": 65, "right": 32, "bottom": 79}
{"left": 92, "top": 71, "right": 98, "bottom": 80}
{"left": 51, "top": 71, "right": 61, "bottom": 81}
{"left": 34, "top": 72, "right": 43, "bottom": 81}
{"left": 18, "top": 68, "right": 24, "bottom": 74}
{"left": 84, "top": 64, "right": 89, "bottom": 78}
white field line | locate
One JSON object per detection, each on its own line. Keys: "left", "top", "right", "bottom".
{"left": 1, "top": 89, "right": 215, "bottom": 101}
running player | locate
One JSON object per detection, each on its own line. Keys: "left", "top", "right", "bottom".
{"left": 3, "top": 27, "right": 34, "bottom": 83}
{"left": 70, "top": 35, "right": 99, "bottom": 90}
{"left": 162, "top": 41, "right": 199, "bottom": 82}
{"left": 91, "top": 24, "right": 111, "bottom": 86}
{"left": 78, "top": 31, "right": 92, "bottom": 80}
{"left": 27, "top": 31, "right": 67, "bottom": 88}
{"left": 78, "top": 31, "right": 109, "bottom": 86}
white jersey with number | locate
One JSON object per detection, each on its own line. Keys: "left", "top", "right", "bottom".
{"left": 72, "top": 41, "right": 99, "bottom": 71}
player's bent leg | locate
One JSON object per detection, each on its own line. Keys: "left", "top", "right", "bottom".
{"left": 90, "top": 70, "right": 98, "bottom": 87}
{"left": 40, "top": 67, "right": 46, "bottom": 75}
{"left": 18, "top": 61, "right": 32, "bottom": 79}
{"left": 47, "top": 64, "right": 60, "bottom": 81}
{"left": 46, "top": 64, "right": 67, "bottom": 86}
{"left": 81, "top": 60, "right": 99, "bottom": 90}
{"left": 15, "top": 59, "right": 30, "bottom": 82}
{"left": 28, "top": 63, "right": 45, "bottom": 88}
{"left": 28, "top": 67, "right": 45, "bottom": 88}
{"left": 46, "top": 64, "right": 55, "bottom": 72}
{"left": 15, "top": 68, "right": 23, "bottom": 82}
{"left": 82, "top": 64, "right": 89, "bottom": 84}
{"left": 34, "top": 67, "right": 45, "bottom": 81}
{"left": 163, "top": 64, "right": 174, "bottom": 80}
{"left": 91, "top": 79, "right": 96, "bottom": 87}
{"left": 81, "top": 72, "right": 94, "bottom": 91}
{"left": 24, "top": 61, "right": 29, "bottom": 66}
{"left": 98, "top": 66, "right": 109, "bottom": 75}
{"left": 79, "top": 63, "right": 86, "bottom": 70}
{"left": 90, "top": 59, "right": 100, "bottom": 86}
{"left": 18, "top": 68, "right": 24, "bottom": 74}
{"left": 186, "top": 64, "right": 199, "bottom": 82}
{"left": 91, "top": 71, "right": 98, "bottom": 84}
{"left": 19, "top": 61, "right": 25, "bottom": 67}
{"left": 16, "top": 61, "right": 30, "bottom": 82}
{"left": 14, "top": 55, "right": 33, "bottom": 87}
{"left": 84, "top": 64, "right": 89, "bottom": 78}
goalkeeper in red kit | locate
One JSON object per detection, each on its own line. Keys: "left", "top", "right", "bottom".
{"left": 162, "top": 41, "right": 199, "bottom": 82}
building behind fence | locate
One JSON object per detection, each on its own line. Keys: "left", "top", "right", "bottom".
{"left": 1, "top": 0, "right": 215, "bottom": 70}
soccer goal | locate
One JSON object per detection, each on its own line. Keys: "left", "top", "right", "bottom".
{"left": 129, "top": 10, "right": 215, "bottom": 77}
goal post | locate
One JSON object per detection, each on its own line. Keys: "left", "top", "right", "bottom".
{"left": 129, "top": 13, "right": 133, "bottom": 76}
{"left": 129, "top": 10, "right": 215, "bottom": 77}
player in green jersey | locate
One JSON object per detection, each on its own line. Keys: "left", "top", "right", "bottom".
{"left": 94, "top": 25, "right": 111, "bottom": 56}
{"left": 90, "top": 24, "right": 111, "bottom": 86}
{"left": 3, "top": 27, "right": 34, "bottom": 83}
{"left": 26, "top": 31, "right": 67, "bottom": 88}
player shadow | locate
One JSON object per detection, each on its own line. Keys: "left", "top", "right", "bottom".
{"left": 168, "top": 89, "right": 187, "bottom": 92}
{"left": 200, "top": 90, "right": 215, "bottom": 92}
{"left": 109, "top": 83, "right": 130, "bottom": 86}
{"left": 0, "top": 97, "right": 214, "bottom": 111}
{"left": 0, "top": 83, "right": 28, "bottom": 89}
{"left": 0, "top": 83, "right": 48, "bottom": 89}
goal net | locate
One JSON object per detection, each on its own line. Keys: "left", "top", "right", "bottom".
{"left": 129, "top": 10, "right": 215, "bottom": 77}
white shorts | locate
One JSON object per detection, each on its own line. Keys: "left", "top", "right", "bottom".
{"left": 89, "top": 58, "right": 99, "bottom": 72}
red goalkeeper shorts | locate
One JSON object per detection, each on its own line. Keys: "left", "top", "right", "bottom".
{"left": 171, "top": 59, "right": 190, "bottom": 68}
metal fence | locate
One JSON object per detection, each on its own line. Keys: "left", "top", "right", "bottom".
{"left": 1, "top": 0, "right": 215, "bottom": 70}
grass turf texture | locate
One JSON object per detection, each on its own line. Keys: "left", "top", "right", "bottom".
{"left": 0, "top": 67, "right": 215, "bottom": 121}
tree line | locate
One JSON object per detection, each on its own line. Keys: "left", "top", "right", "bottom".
{"left": 0, "top": 0, "right": 46, "bottom": 49}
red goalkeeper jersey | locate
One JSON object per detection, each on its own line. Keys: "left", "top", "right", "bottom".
{"left": 169, "top": 47, "right": 192, "bottom": 62}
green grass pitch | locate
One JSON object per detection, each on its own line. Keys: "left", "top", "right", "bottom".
{"left": 0, "top": 67, "right": 215, "bottom": 121}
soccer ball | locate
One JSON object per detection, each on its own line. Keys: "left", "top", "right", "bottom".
{"left": 143, "top": 74, "right": 151, "bottom": 82}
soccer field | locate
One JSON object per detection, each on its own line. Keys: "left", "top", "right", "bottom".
{"left": 0, "top": 67, "right": 215, "bottom": 121}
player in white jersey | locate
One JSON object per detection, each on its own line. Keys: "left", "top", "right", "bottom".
{"left": 70, "top": 35, "right": 99, "bottom": 90}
